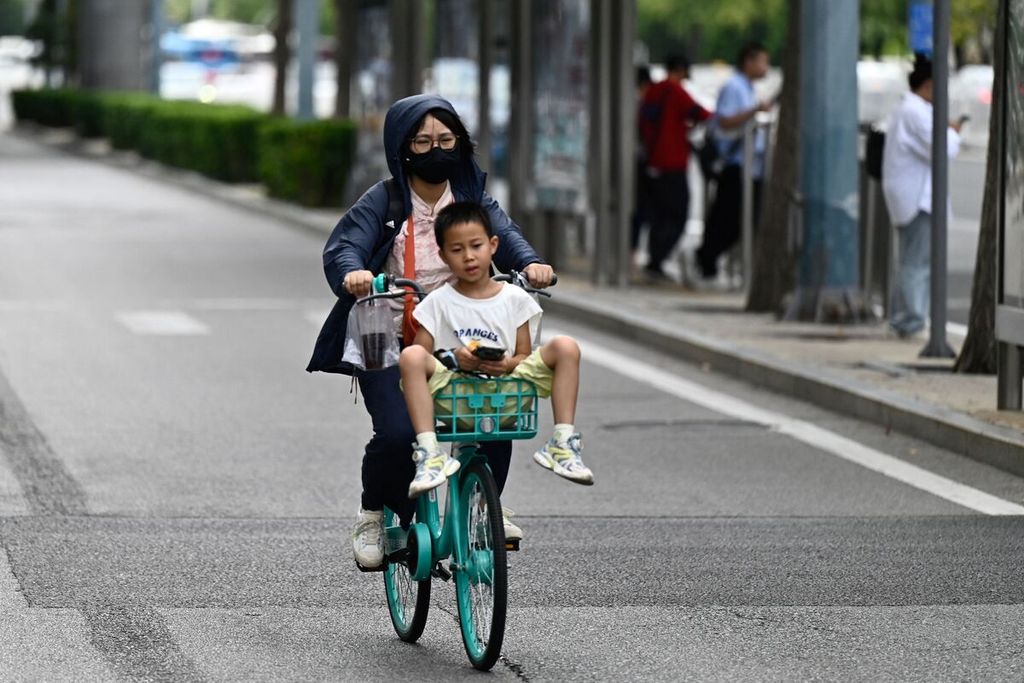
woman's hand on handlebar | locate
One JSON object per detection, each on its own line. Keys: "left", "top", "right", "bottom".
{"left": 344, "top": 270, "right": 374, "bottom": 297}
{"left": 453, "top": 346, "right": 482, "bottom": 372}
{"left": 523, "top": 263, "right": 555, "bottom": 289}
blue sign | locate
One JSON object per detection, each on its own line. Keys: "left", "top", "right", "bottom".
{"left": 909, "top": 0, "right": 934, "bottom": 56}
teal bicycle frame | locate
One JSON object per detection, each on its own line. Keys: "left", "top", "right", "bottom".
{"left": 384, "top": 375, "right": 539, "bottom": 668}
{"left": 374, "top": 270, "right": 552, "bottom": 669}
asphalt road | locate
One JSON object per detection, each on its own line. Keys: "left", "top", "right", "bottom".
{"left": 2, "top": 133, "right": 1024, "bottom": 681}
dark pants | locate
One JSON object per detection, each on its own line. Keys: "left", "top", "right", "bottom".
{"left": 631, "top": 161, "right": 652, "bottom": 251}
{"left": 356, "top": 365, "right": 512, "bottom": 523}
{"left": 645, "top": 170, "right": 690, "bottom": 273}
{"left": 697, "top": 165, "right": 762, "bottom": 278}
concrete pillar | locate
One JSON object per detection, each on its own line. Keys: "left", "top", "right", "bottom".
{"left": 389, "top": 0, "right": 425, "bottom": 99}
{"left": 295, "top": 0, "right": 317, "bottom": 120}
{"left": 77, "top": 0, "right": 148, "bottom": 90}
{"left": 788, "top": 0, "right": 868, "bottom": 321}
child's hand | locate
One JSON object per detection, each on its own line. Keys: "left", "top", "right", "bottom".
{"left": 453, "top": 346, "right": 481, "bottom": 371}
{"left": 478, "top": 357, "right": 513, "bottom": 376}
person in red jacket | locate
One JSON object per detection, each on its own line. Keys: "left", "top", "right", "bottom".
{"left": 638, "top": 54, "right": 711, "bottom": 281}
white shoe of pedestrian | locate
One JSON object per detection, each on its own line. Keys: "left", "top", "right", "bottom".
{"left": 352, "top": 508, "right": 384, "bottom": 569}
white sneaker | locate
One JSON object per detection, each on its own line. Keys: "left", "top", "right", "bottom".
{"left": 352, "top": 508, "right": 384, "bottom": 569}
{"left": 408, "top": 443, "right": 460, "bottom": 498}
{"left": 502, "top": 507, "right": 523, "bottom": 541}
{"left": 533, "top": 433, "right": 594, "bottom": 485}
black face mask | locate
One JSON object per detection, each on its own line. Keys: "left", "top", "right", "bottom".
{"left": 404, "top": 146, "right": 461, "bottom": 184}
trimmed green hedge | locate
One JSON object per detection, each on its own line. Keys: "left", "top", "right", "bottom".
{"left": 11, "top": 88, "right": 76, "bottom": 127}
{"left": 103, "top": 92, "right": 160, "bottom": 150}
{"left": 259, "top": 118, "right": 358, "bottom": 207}
{"left": 10, "top": 88, "right": 357, "bottom": 202}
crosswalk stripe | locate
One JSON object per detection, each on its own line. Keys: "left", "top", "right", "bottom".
{"left": 116, "top": 310, "right": 210, "bottom": 336}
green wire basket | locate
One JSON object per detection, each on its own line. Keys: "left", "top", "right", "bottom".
{"left": 433, "top": 376, "right": 539, "bottom": 442}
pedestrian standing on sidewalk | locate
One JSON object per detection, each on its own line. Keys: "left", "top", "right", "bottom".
{"left": 693, "top": 42, "right": 772, "bottom": 283}
{"left": 881, "top": 54, "right": 962, "bottom": 338}
{"left": 631, "top": 65, "right": 654, "bottom": 262}
{"left": 306, "top": 94, "right": 554, "bottom": 569}
{"left": 638, "top": 53, "right": 711, "bottom": 282}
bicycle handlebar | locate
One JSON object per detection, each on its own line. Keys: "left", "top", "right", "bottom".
{"left": 357, "top": 270, "right": 556, "bottom": 305}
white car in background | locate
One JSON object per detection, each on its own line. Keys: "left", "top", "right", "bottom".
{"left": 951, "top": 64, "right": 993, "bottom": 147}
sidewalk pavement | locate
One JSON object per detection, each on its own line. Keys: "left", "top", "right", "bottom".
{"left": 10, "top": 125, "right": 1024, "bottom": 479}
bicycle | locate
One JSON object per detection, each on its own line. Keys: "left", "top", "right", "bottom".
{"left": 353, "top": 270, "right": 553, "bottom": 670}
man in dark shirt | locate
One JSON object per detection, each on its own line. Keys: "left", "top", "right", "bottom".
{"left": 638, "top": 54, "right": 711, "bottom": 281}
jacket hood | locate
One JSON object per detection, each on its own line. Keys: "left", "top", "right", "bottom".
{"left": 383, "top": 94, "right": 486, "bottom": 213}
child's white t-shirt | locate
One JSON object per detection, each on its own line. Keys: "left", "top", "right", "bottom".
{"left": 413, "top": 282, "right": 542, "bottom": 357}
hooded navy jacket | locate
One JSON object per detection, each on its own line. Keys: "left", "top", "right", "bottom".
{"left": 307, "top": 94, "right": 543, "bottom": 375}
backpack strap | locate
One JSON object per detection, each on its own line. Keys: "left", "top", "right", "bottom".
{"left": 384, "top": 177, "right": 405, "bottom": 227}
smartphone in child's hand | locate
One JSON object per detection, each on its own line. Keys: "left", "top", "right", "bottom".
{"left": 472, "top": 346, "right": 506, "bottom": 361}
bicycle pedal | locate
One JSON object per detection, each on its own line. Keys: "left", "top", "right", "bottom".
{"left": 355, "top": 560, "right": 385, "bottom": 573}
{"left": 505, "top": 539, "right": 520, "bottom": 552}
{"left": 432, "top": 563, "right": 453, "bottom": 582}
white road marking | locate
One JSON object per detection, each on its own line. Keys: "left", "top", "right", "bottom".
{"left": 160, "top": 297, "right": 326, "bottom": 311}
{"left": 547, "top": 330, "right": 1024, "bottom": 516}
{"left": 305, "top": 310, "right": 330, "bottom": 326}
{"left": 0, "top": 539, "right": 28, "bottom": 609}
{"left": 946, "top": 322, "right": 969, "bottom": 339}
{"left": 116, "top": 310, "right": 210, "bottom": 336}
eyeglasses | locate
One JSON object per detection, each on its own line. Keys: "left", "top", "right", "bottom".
{"left": 409, "top": 134, "right": 458, "bottom": 154}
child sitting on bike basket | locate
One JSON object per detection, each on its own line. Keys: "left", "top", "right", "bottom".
{"left": 399, "top": 201, "right": 594, "bottom": 497}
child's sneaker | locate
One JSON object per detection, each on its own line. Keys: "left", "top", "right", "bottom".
{"left": 408, "top": 443, "right": 460, "bottom": 498}
{"left": 533, "top": 433, "right": 594, "bottom": 485}
{"left": 351, "top": 508, "right": 384, "bottom": 569}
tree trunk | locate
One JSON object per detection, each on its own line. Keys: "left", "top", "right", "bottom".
{"left": 272, "top": 0, "right": 293, "bottom": 116}
{"left": 953, "top": 0, "right": 1005, "bottom": 374}
{"left": 332, "top": 0, "right": 354, "bottom": 118}
{"left": 746, "top": 0, "right": 800, "bottom": 313}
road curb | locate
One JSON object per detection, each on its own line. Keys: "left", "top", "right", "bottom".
{"left": 14, "top": 127, "right": 1024, "bottom": 478}
{"left": 545, "top": 292, "right": 1024, "bottom": 479}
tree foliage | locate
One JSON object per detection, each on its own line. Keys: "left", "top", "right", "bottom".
{"left": 638, "top": 0, "right": 999, "bottom": 64}
{"left": 637, "top": 0, "right": 786, "bottom": 64}
{"left": 0, "top": 0, "right": 25, "bottom": 36}
{"left": 164, "top": 0, "right": 334, "bottom": 34}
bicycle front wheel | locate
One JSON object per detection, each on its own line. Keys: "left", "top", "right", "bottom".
{"left": 383, "top": 508, "right": 431, "bottom": 642}
{"left": 454, "top": 461, "right": 507, "bottom": 670}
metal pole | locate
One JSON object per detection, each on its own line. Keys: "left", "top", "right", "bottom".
{"left": 295, "top": 0, "right": 316, "bottom": 120}
{"left": 921, "top": 0, "right": 955, "bottom": 357}
{"left": 589, "top": 0, "right": 612, "bottom": 286}
{"left": 477, "top": 0, "right": 493, "bottom": 173}
{"left": 864, "top": 177, "right": 877, "bottom": 299}
{"left": 150, "top": 0, "right": 164, "bottom": 94}
{"left": 614, "top": 0, "right": 635, "bottom": 287}
{"left": 741, "top": 120, "right": 755, "bottom": 296}
{"left": 998, "top": 342, "right": 1023, "bottom": 410}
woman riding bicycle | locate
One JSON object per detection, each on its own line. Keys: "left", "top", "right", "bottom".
{"left": 306, "top": 94, "right": 554, "bottom": 569}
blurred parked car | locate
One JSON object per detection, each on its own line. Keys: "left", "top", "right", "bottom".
{"left": 952, "top": 64, "right": 993, "bottom": 146}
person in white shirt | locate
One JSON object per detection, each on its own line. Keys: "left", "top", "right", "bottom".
{"left": 881, "top": 54, "right": 963, "bottom": 338}
{"left": 399, "top": 202, "right": 595, "bottom": 497}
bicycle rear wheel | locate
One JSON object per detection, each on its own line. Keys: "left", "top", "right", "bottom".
{"left": 383, "top": 508, "right": 431, "bottom": 642}
{"left": 454, "top": 461, "right": 507, "bottom": 670}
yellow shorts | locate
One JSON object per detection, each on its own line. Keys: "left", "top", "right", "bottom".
{"left": 427, "top": 350, "right": 554, "bottom": 398}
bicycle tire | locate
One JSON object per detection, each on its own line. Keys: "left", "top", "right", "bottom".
{"left": 383, "top": 508, "right": 431, "bottom": 643}
{"left": 454, "top": 461, "right": 507, "bottom": 670}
